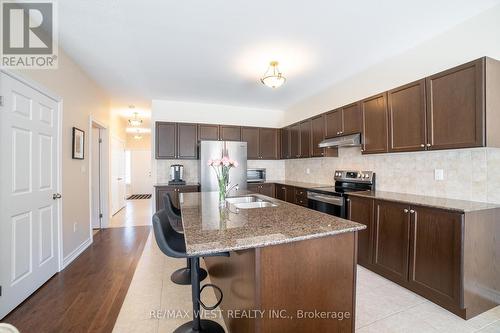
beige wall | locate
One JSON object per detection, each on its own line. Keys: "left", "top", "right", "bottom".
{"left": 16, "top": 49, "right": 120, "bottom": 260}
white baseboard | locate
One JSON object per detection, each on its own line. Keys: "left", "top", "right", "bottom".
{"left": 61, "top": 237, "right": 92, "bottom": 270}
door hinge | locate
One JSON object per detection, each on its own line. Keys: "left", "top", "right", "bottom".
{"left": 0, "top": 285, "right": 2, "bottom": 296}
{"left": 0, "top": 95, "right": 4, "bottom": 107}
{"left": 99, "top": 213, "right": 103, "bottom": 218}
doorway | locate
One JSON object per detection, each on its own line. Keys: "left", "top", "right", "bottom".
{"left": 111, "top": 137, "right": 126, "bottom": 215}
{"left": 91, "top": 123, "right": 103, "bottom": 230}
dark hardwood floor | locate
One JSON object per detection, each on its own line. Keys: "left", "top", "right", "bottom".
{"left": 1, "top": 226, "right": 151, "bottom": 333}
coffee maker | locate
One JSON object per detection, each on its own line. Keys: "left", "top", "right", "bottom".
{"left": 168, "top": 164, "right": 186, "bottom": 185}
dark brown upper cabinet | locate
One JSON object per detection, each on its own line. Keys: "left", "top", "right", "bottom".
{"left": 342, "top": 102, "right": 362, "bottom": 135}
{"left": 219, "top": 125, "right": 241, "bottom": 141}
{"left": 156, "top": 122, "right": 177, "bottom": 159}
{"left": 388, "top": 80, "right": 427, "bottom": 152}
{"left": 241, "top": 127, "right": 260, "bottom": 159}
{"left": 408, "top": 205, "right": 463, "bottom": 309}
{"left": 177, "top": 123, "right": 198, "bottom": 159}
{"left": 372, "top": 199, "right": 410, "bottom": 284}
{"left": 299, "top": 120, "right": 311, "bottom": 158}
{"left": 325, "top": 109, "right": 343, "bottom": 138}
{"left": 289, "top": 123, "right": 300, "bottom": 159}
{"left": 198, "top": 124, "right": 219, "bottom": 141}
{"left": 280, "top": 127, "right": 290, "bottom": 159}
{"left": 325, "top": 102, "right": 362, "bottom": 138}
{"left": 426, "top": 58, "right": 485, "bottom": 150}
{"left": 259, "top": 128, "right": 278, "bottom": 159}
{"left": 362, "top": 93, "right": 389, "bottom": 154}
{"left": 310, "top": 114, "right": 339, "bottom": 158}
{"left": 156, "top": 122, "right": 197, "bottom": 159}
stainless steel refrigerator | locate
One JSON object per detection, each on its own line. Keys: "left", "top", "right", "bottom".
{"left": 199, "top": 141, "right": 247, "bottom": 196}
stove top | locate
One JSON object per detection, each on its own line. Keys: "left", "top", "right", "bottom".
{"left": 307, "top": 170, "right": 375, "bottom": 196}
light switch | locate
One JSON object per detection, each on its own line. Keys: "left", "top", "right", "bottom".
{"left": 306, "top": 168, "right": 310, "bottom": 175}
{"left": 434, "top": 169, "right": 444, "bottom": 181}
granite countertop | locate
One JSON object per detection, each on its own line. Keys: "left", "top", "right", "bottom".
{"left": 180, "top": 191, "right": 366, "bottom": 256}
{"left": 154, "top": 182, "right": 200, "bottom": 187}
{"left": 257, "top": 180, "right": 330, "bottom": 189}
{"left": 347, "top": 190, "right": 500, "bottom": 213}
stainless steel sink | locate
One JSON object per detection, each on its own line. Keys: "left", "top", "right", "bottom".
{"left": 225, "top": 195, "right": 263, "bottom": 204}
{"left": 226, "top": 195, "right": 278, "bottom": 209}
{"left": 234, "top": 201, "right": 277, "bottom": 209}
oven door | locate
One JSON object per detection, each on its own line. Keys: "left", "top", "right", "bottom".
{"left": 307, "top": 192, "right": 346, "bottom": 218}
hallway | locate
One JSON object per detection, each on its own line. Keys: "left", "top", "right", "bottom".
{"left": 108, "top": 199, "right": 153, "bottom": 228}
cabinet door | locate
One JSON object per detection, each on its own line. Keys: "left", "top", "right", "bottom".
{"left": 276, "top": 184, "right": 287, "bottom": 201}
{"left": 290, "top": 124, "right": 301, "bottom": 158}
{"left": 388, "top": 80, "right": 427, "bottom": 152}
{"left": 311, "top": 115, "right": 326, "bottom": 157}
{"left": 220, "top": 125, "right": 241, "bottom": 141}
{"left": 241, "top": 127, "right": 260, "bottom": 159}
{"left": 177, "top": 123, "right": 198, "bottom": 159}
{"left": 362, "top": 93, "right": 389, "bottom": 154}
{"left": 325, "top": 109, "right": 343, "bottom": 138}
{"left": 373, "top": 200, "right": 410, "bottom": 284}
{"left": 342, "top": 102, "right": 362, "bottom": 135}
{"left": 280, "top": 128, "right": 290, "bottom": 159}
{"left": 155, "top": 122, "right": 177, "bottom": 159}
{"left": 299, "top": 120, "right": 311, "bottom": 158}
{"left": 426, "top": 59, "right": 485, "bottom": 150}
{"left": 347, "top": 196, "right": 374, "bottom": 267}
{"left": 247, "top": 183, "right": 260, "bottom": 193}
{"left": 198, "top": 124, "right": 219, "bottom": 141}
{"left": 408, "top": 206, "right": 463, "bottom": 307}
{"left": 259, "top": 128, "right": 278, "bottom": 160}
{"left": 260, "top": 183, "right": 275, "bottom": 198}
{"left": 285, "top": 186, "right": 296, "bottom": 203}
{"left": 156, "top": 187, "right": 177, "bottom": 210}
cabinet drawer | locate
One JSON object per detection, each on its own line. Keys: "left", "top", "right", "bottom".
{"left": 295, "top": 188, "right": 308, "bottom": 207}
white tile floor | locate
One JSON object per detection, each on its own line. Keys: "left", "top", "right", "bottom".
{"left": 114, "top": 232, "right": 500, "bottom": 333}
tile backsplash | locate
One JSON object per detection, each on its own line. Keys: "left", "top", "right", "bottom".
{"left": 285, "top": 147, "right": 500, "bottom": 204}
{"left": 155, "top": 148, "right": 500, "bottom": 204}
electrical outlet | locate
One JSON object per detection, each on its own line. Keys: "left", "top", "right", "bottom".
{"left": 306, "top": 168, "right": 310, "bottom": 175}
{"left": 73, "top": 222, "right": 77, "bottom": 232}
{"left": 434, "top": 169, "right": 444, "bottom": 181}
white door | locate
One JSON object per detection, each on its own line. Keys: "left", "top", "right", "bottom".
{"left": 91, "top": 126, "right": 102, "bottom": 229}
{"left": 111, "top": 137, "right": 125, "bottom": 215}
{"left": 130, "top": 150, "right": 152, "bottom": 194}
{"left": 0, "top": 72, "right": 61, "bottom": 319}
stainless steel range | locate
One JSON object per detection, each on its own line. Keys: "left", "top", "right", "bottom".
{"left": 307, "top": 170, "right": 375, "bottom": 218}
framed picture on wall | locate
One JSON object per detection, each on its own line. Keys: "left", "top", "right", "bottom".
{"left": 72, "top": 127, "right": 85, "bottom": 159}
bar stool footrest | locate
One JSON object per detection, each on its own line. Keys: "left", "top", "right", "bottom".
{"left": 173, "top": 319, "right": 225, "bottom": 333}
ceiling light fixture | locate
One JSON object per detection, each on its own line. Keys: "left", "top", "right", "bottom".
{"left": 261, "top": 61, "right": 286, "bottom": 89}
{"left": 133, "top": 129, "right": 143, "bottom": 140}
{"left": 128, "top": 105, "right": 142, "bottom": 127}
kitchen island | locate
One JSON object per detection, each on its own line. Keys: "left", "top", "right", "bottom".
{"left": 180, "top": 191, "right": 366, "bottom": 333}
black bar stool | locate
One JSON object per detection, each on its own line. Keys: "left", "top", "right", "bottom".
{"left": 153, "top": 210, "right": 227, "bottom": 333}
{"left": 162, "top": 193, "right": 207, "bottom": 285}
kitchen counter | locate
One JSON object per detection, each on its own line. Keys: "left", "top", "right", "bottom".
{"left": 347, "top": 190, "right": 500, "bottom": 213}
{"left": 154, "top": 182, "right": 200, "bottom": 187}
{"left": 253, "top": 179, "right": 330, "bottom": 189}
{"left": 180, "top": 191, "right": 365, "bottom": 256}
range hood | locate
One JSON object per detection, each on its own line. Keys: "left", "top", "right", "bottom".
{"left": 318, "top": 133, "right": 361, "bottom": 148}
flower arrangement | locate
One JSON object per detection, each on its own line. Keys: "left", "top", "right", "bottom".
{"left": 208, "top": 156, "right": 239, "bottom": 204}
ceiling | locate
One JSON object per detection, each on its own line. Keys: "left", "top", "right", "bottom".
{"left": 59, "top": 0, "right": 500, "bottom": 110}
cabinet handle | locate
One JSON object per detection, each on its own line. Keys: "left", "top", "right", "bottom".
{"left": 404, "top": 209, "right": 409, "bottom": 213}
{"left": 420, "top": 144, "right": 425, "bottom": 148}
{"left": 410, "top": 209, "right": 415, "bottom": 214}
{"left": 426, "top": 143, "right": 431, "bottom": 147}
{"left": 346, "top": 198, "right": 351, "bottom": 202}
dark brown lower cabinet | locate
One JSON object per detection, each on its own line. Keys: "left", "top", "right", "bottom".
{"left": 294, "top": 188, "right": 308, "bottom": 207}
{"left": 247, "top": 183, "right": 275, "bottom": 198}
{"left": 347, "top": 195, "right": 500, "bottom": 319}
{"left": 347, "top": 196, "right": 374, "bottom": 267}
{"left": 408, "top": 206, "right": 463, "bottom": 309}
{"left": 372, "top": 200, "right": 410, "bottom": 284}
{"left": 155, "top": 185, "right": 199, "bottom": 211}
{"left": 275, "top": 184, "right": 296, "bottom": 203}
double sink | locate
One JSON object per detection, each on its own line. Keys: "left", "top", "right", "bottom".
{"left": 225, "top": 195, "right": 278, "bottom": 209}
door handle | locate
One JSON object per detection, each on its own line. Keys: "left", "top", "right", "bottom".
{"left": 117, "top": 177, "right": 123, "bottom": 181}
{"left": 53, "top": 193, "right": 62, "bottom": 200}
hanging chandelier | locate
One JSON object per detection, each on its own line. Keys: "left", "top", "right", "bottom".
{"left": 260, "top": 61, "right": 286, "bottom": 89}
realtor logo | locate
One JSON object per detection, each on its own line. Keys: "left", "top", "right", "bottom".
{"left": 1, "top": 0, "right": 58, "bottom": 68}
